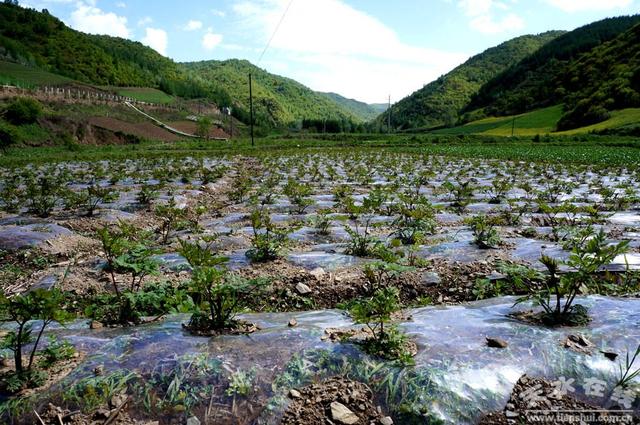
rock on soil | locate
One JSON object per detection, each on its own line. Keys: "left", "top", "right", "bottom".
{"left": 281, "top": 376, "right": 392, "bottom": 425}
{"left": 479, "top": 375, "right": 638, "bottom": 424}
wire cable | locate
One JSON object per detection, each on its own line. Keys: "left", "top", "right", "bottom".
{"left": 256, "top": 0, "right": 295, "bottom": 66}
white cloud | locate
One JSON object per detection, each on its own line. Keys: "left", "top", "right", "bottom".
{"left": 202, "top": 31, "right": 223, "bottom": 50}
{"left": 183, "top": 20, "right": 203, "bottom": 31}
{"left": 137, "top": 16, "right": 153, "bottom": 26}
{"left": 458, "top": 0, "right": 524, "bottom": 34}
{"left": 211, "top": 9, "right": 226, "bottom": 17}
{"left": 115, "top": 1, "right": 126, "bottom": 8}
{"left": 544, "top": 0, "right": 633, "bottom": 12}
{"left": 69, "top": 3, "right": 130, "bottom": 37}
{"left": 232, "top": 0, "right": 467, "bottom": 103}
{"left": 142, "top": 27, "right": 168, "bottom": 56}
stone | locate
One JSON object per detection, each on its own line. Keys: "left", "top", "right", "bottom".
{"left": 486, "top": 272, "right": 507, "bottom": 281}
{"left": 505, "top": 411, "right": 518, "bottom": 418}
{"left": 330, "top": 401, "right": 359, "bottom": 425}
{"left": 295, "top": 282, "right": 312, "bottom": 295}
{"left": 486, "top": 337, "right": 508, "bottom": 348}
{"left": 109, "top": 393, "right": 127, "bottom": 408}
{"left": 380, "top": 416, "right": 394, "bottom": 425}
{"left": 93, "top": 365, "right": 104, "bottom": 376}
{"left": 186, "top": 417, "right": 201, "bottom": 425}
{"left": 309, "top": 267, "right": 326, "bottom": 279}
{"left": 288, "top": 318, "right": 298, "bottom": 327}
{"left": 289, "top": 389, "right": 302, "bottom": 399}
{"left": 90, "top": 320, "right": 104, "bottom": 329}
{"left": 602, "top": 351, "right": 618, "bottom": 361}
{"left": 421, "top": 272, "right": 441, "bottom": 286}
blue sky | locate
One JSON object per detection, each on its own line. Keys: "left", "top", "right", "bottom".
{"left": 20, "top": 0, "right": 640, "bottom": 103}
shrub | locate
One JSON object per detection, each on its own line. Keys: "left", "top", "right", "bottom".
{"left": 154, "top": 198, "right": 189, "bottom": 244}
{"left": 283, "top": 178, "right": 313, "bottom": 214}
{"left": 350, "top": 286, "right": 413, "bottom": 363}
{"left": 84, "top": 282, "right": 194, "bottom": 326}
{"left": 180, "top": 239, "right": 266, "bottom": 331}
{"left": 4, "top": 97, "right": 42, "bottom": 125}
{"left": 515, "top": 230, "right": 628, "bottom": 325}
{"left": 25, "top": 174, "right": 64, "bottom": 217}
{"left": 0, "top": 122, "right": 19, "bottom": 152}
{"left": 97, "top": 223, "right": 159, "bottom": 295}
{"left": 65, "top": 183, "right": 118, "bottom": 217}
{"left": 38, "top": 336, "right": 75, "bottom": 369}
{"left": 246, "top": 208, "right": 292, "bottom": 262}
{"left": 466, "top": 214, "right": 502, "bottom": 249}
{"left": 0, "top": 288, "right": 71, "bottom": 391}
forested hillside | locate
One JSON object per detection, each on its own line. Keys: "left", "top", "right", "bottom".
{"left": 377, "top": 31, "right": 563, "bottom": 130}
{"left": 465, "top": 15, "right": 640, "bottom": 129}
{"left": 0, "top": 3, "right": 364, "bottom": 129}
{"left": 316, "top": 92, "right": 387, "bottom": 122}
{"left": 183, "top": 59, "right": 363, "bottom": 128}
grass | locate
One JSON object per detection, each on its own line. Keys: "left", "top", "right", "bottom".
{"left": 112, "top": 87, "right": 174, "bottom": 105}
{"left": 435, "top": 105, "right": 640, "bottom": 137}
{"left": 435, "top": 105, "right": 563, "bottom": 136}
{"left": 0, "top": 60, "right": 74, "bottom": 87}
{"left": 556, "top": 108, "right": 640, "bottom": 135}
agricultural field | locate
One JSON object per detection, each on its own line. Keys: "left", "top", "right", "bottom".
{"left": 111, "top": 88, "right": 175, "bottom": 105}
{"left": 0, "top": 147, "right": 639, "bottom": 424}
{"left": 0, "top": 61, "right": 74, "bottom": 88}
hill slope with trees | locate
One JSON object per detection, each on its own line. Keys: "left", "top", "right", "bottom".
{"left": 377, "top": 31, "right": 564, "bottom": 131}
{"left": 0, "top": 3, "right": 365, "bottom": 129}
{"left": 465, "top": 15, "right": 640, "bottom": 128}
{"left": 316, "top": 92, "right": 388, "bottom": 122}
{"left": 183, "top": 59, "right": 364, "bottom": 128}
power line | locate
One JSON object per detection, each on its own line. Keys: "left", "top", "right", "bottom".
{"left": 256, "top": 0, "right": 295, "bottom": 66}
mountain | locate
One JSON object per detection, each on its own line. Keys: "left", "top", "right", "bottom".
{"left": 0, "top": 3, "right": 363, "bottom": 129}
{"left": 183, "top": 60, "right": 365, "bottom": 128}
{"left": 555, "top": 22, "right": 640, "bottom": 130}
{"left": 378, "top": 31, "right": 564, "bottom": 130}
{"left": 316, "top": 92, "right": 388, "bottom": 122}
{"left": 0, "top": 2, "right": 216, "bottom": 100}
{"left": 466, "top": 15, "right": 640, "bottom": 126}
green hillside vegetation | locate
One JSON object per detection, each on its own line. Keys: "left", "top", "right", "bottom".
{"left": 466, "top": 15, "right": 640, "bottom": 129}
{"left": 378, "top": 31, "right": 563, "bottom": 130}
{"left": 183, "top": 59, "right": 366, "bottom": 129}
{"left": 432, "top": 105, "right": 640, "bottom": 136}
{"left": 0, "top": 60, "right": 75, "bottom": 87}
{"left": 112, "top": 87, "right": 175, "bottom": 105}
{"left": 0, "top": 3, "right": 212, "bottom": 98}
{"left": 556, "top": 108, "right": 640, "bottom": 135}
{"left": 0, "top": 3, "right": 372, "bottom": 129}
{"left": 555, "top": 23, "right": 640, "bottom": 130}
{"left": 433, "top": 105, "right": 562, "bottom": 136}
{"left": 316, "top": 92, "right": 387, "bottom": 122}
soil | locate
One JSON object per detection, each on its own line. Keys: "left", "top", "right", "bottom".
{"left": 182, "top": 319, "right": 260, "bottom": 336}
{"left": 0, "top": 352, "right": 85, "bottom": 398}
{"left": 167, "top": 120, "right": 230, "bottom": 139}
{"left": 89, "top": 116, "right": 182, "bottom": 142}
{"left": 281, "top": 376, "right": 393, "bottom": 425}
{"left": 479, "top": 375, "right": 638, "bottom": 424}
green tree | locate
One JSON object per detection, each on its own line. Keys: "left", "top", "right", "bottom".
{"left": 0, "top": 289, "right": 71, "bottom": 378}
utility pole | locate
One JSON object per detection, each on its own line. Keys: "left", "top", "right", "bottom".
{"left": 249, "top": 73, "right": 255, "bottom": 147}
{"left": 387, "top": 95, "right": 391, "bottom": 134}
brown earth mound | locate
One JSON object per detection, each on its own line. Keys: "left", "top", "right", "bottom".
{"left": 480, "top": 375, "right": 637, "bottom": 424}
{"left": 168, "top": 120, "right": 230, "bottom": 139}
{"left": 281, "top": 376, "right": 393, "bottom": 425}
{"left": 89, "top": 116, "right": 182, "bottom": 142}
